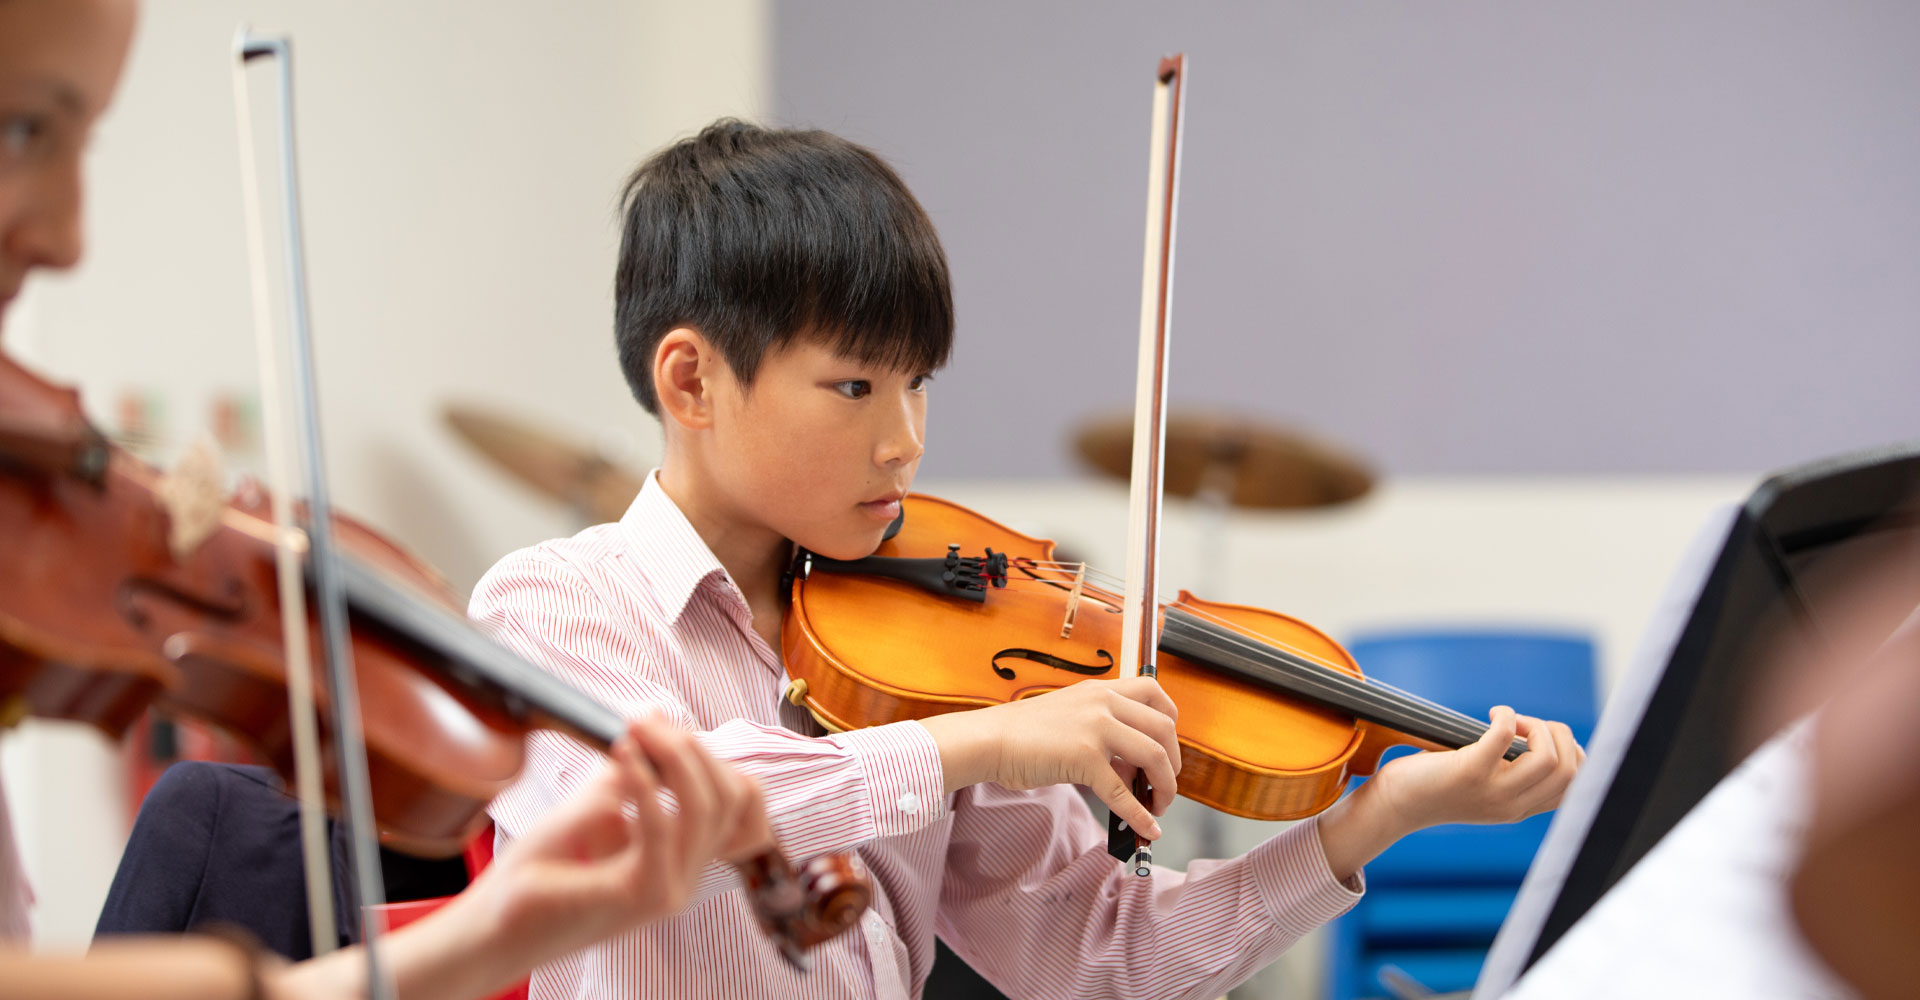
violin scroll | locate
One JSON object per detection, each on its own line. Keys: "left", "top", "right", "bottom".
{"left": 739, "top": 852, "right": 873, "bottom": 970}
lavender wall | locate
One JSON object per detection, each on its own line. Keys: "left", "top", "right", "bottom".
{"left": 771, "top": 1, "right": 1920, "bottom": 478}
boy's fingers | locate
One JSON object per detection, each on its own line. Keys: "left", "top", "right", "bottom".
{"left": 1544, "top": 721, "right": 1583, "bottom": 802}
{"left": 1103, "top": 722, "right": 1178, "bottom": 812}
{"left": 1503, "top": 714, "right": 1562, "bottom": 791}
{"left": 1113, "top": 676, "right": 1179, "bottom": 725}
{"left": 1471, "top": 706, "right": 1518, "bottom": 768}
{"left": 1111, "top": 694, "right": 1182, "bottom": 776}
{"left": 1091, "top": 764, "right": 1162, "bottom": 841}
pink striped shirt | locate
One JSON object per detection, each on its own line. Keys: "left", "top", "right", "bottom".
{"left": 474, "top": 473, "right": 1362, "bottom": 999}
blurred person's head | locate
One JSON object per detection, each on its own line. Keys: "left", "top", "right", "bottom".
{"left": 0, "top": 0, "right": 137, "bottom": 331}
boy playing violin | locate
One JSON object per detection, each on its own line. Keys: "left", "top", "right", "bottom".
{"left": 474, "top": 119, "right": 1585, "bottom": 1000}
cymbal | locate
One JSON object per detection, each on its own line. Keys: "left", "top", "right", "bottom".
{"left": 443, "top": 403, "right": 645, "bottom": 523}
{"left": 1072, "top": 411, "right": 1374, "bottom": 509}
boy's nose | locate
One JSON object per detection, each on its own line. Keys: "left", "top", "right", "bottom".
{"left": 875, "top": 404, "right": 925, "bottom": 468}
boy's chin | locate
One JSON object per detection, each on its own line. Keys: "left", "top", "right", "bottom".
{"left": 793, "top": 525, "right": 890, "bottom": 562}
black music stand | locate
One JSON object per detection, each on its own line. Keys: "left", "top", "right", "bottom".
{"left": 1473, "top": 439, "right": 1920, "bottom": 996}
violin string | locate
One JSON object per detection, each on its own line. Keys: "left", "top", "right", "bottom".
{"left": 1007, "top": 557, "right": 1478, "bottom": 717}
{"left": 1166, "top": 615, "right": 1498, "bottom": 749}
{"left": 997, "top": 558, "right": 1507, "bottom": 747}
{"left": 1154, "top": 601, "right": 1490, "bottom": 736}
{"left": 1004, "top": 556, "right": 1476, "bottom": 725}
{"left": 1155, "top": 602, "right": 1512, "bottom": 748}
{"left": 1141, "top": 599, "right": 1496, "bottom": 745}
{"left": 1163, "top": 610, "right": 1507, "bottom": 748}
{"left": 962, "top": 563, "right": 1511, "bottom": 752}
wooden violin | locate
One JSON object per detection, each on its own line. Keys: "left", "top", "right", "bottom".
{"left": 782, "top": 495, "right": 1527, "bottom": 823}
{"left": 0, "top": 351, "right": 870, "bottom": 966}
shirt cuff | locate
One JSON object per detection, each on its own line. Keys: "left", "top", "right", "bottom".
{"left": 1249, "top": 814, "right": 1366, "bottom": 937}
{"left": 827, "top": 720, "right": 948, "bottom": 840}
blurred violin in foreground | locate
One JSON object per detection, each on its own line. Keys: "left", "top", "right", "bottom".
{"left": 0, "top": 351, "right": 869, "bottom": 968}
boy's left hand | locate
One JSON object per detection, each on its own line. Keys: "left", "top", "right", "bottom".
{"left": 1370, "top": 706, "right": 1585, "bottom": 831}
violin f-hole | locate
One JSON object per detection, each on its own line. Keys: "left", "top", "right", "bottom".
{"left": 991, "top": 647, "right": 1115, "bottom": 681}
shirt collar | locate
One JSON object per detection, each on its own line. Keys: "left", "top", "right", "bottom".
{"left": 619, "top": 470, "right": 731, "bottom": 625}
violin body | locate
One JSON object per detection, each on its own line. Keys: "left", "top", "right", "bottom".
{"left": 784, "top": 495, "right": 1444, "bottom": 822}
{"left": 0, "top": 355, "right": 523, "bottom": 855}
{"left": 0, "top": 358, "right": 177, "bottom": 734}
{"left": 141, "top": 486, "right": 526, "bottom": 857}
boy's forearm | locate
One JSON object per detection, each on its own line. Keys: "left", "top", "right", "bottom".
{"left": 914, "top": 714, "right": 992, "bottom": 793}
{"left": 1315, "top": 780, "right": 1419, "bottom": 883}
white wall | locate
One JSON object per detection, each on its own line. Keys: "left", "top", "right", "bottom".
{"left": 3, "top": 0, "right": 768, "bottom": 950}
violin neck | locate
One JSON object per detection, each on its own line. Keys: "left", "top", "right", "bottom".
{"left": 1158, "top": 609, "right": 1527, "bottom": 760}
{"left": 333, "top": 553, "right": 627, "bottom": 751}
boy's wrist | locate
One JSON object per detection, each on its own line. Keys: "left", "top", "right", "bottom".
{"left": 914, "top": 714, "right": 994, "bottom": 793}
{"left": 1316, "top": 779, "right": 1421, "bottom": 882}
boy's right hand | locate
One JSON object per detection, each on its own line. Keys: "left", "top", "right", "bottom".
{"left": 916, "top": 677, "right": 1181, "bottom": 839}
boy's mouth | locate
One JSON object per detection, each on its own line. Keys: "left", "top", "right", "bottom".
{"left": 859, "top": 491, "right": 905, "bottom": 520}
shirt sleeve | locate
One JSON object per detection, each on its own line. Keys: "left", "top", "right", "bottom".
{"left": 935, "top": 782, "right": 1363, "bottom": 1000}
{"left": 470, "top": 548, "right": 947, "bottom": 907}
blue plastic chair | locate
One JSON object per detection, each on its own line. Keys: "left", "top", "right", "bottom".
{"left": 1325, "top": 629, "right": 1598, "bottom": 1000}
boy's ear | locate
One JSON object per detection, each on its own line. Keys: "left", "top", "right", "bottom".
{"left": 653, "top": 327, "right": 716, "bottom": 430}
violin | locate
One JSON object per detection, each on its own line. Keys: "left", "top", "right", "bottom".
{"left": 0, "top": 351, "right": 870, "bottom": 966}
{"left": 782, "top": 494, "right": 1527, "bottom": 824}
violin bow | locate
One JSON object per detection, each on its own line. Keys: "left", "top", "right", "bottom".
{"left": 1108, "top": 54, "right": 1187, "bottom": 876}
{"left": 231, "top": 29, "right": 395, "bottom": 999}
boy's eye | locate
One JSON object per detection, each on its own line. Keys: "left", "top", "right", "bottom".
{"left": 833, "top": 380, "right": 872, "bottom": 400}
{"left": 909, "top": 374, "right": 931, "bottom": 392}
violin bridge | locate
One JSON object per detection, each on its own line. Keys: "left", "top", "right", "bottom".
{"left": 157, "top": 436, "right": 227, "bottom": 561}
{"left": 1060, "top": 562, "right": 1088, "bottom": 638}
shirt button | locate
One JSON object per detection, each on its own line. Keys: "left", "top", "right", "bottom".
{"left": 897, "top": 791, "right": 920, "bottom": 815}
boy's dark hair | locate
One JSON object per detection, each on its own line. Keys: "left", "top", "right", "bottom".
{"left": 614, "top": 120, "right": 954, "bottom": 414}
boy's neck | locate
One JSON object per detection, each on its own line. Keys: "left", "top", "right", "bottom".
{"left": 655, "top": 458, "right": 792, "bottom": 622}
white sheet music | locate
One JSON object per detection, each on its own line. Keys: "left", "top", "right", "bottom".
{"left": 1502, "top": 722, "right": 1855, "bottom": 999}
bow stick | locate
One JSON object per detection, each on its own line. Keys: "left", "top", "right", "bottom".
{"left": 1107, "top": 53, "right": 1187, "bottom": 876}
{"left": 231, "top": 29, "right": 394, "bottom": 999}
